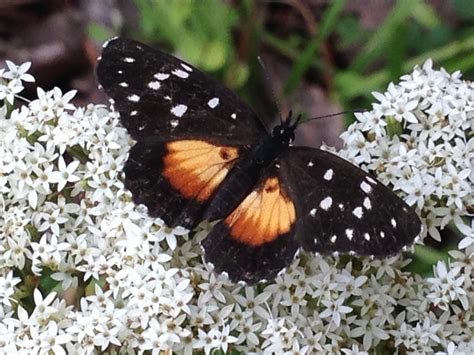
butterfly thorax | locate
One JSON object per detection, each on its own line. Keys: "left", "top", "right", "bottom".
{"left": 253, "top": 121, "right": 296, "bottom": 165}
{"left": 203, "top": 121, "right": 295, "bottom": 223}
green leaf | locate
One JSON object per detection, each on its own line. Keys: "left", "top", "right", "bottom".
{"left": 87, "top": 23, "right": 113, "bottom": 42}
{"left": 351, "top": 0, "right": 413, "bottom": 72}
{"left": 199, "top": 40, "right": 228, "bottom": 72}
{"left": 335, "top": 16, "right": 368, "bottom": 49}
{"left": 410, "top": 1, "right": 441, "bottom": 28}
{"left": 284, "top": 0, "right": 347, "bottom": 95}
{"left": 405, "top": 244, "right": 450, "bottom": 276}
{"left": 40, "top": 267, "right": 60, "bottom": 294}
{"left": 453, "top": 0, "right": 474, "bottom": 20}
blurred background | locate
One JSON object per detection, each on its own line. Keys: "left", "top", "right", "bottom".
{"left": 0, "top": 0, "right": 473, "bottom": 148}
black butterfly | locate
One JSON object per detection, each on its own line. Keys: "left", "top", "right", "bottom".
{"left": 97, "top": 38, "right": 421, "bottom": 284}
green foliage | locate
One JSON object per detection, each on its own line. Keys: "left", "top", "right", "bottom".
{"left": 40, "top": 267, "right": 61, "bottom": 294}
{"left": 283, "top": 0, "right": 347, "bottom": 96}
{"left": 87, "top": 22, "right": 114, "bottom": 42}
{"left": 134, "top": 0, "right": 241, "bottom": 78}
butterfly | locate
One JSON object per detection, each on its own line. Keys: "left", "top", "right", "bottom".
{"left": 96, "top": 38, "right": 422, "bottom": 284}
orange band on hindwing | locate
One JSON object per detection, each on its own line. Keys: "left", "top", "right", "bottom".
{"left": 162, "top": 140, "right": 239, "bottom": 202}
{"left": 225, "top": 177, "right": 296, "bottom": 246}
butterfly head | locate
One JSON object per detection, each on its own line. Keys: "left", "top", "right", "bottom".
{"left": 272, "top": 111, "right": 301, "bottom": 146}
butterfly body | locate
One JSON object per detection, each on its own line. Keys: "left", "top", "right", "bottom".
{"left": 97, "top": 38, "right": 422, "bottom": 284}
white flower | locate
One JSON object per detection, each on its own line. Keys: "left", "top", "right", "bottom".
{"left": 457, "top": 219, "right": 473, "bottom": 250}
{"left": 319, "top": 297, "right": 353, "bottom": 327}
{"left": 3, "top": 61, "right": 35, "bottom": 84}
{"left": 0, "top": 57, "right": 472, "bottom": 354}
{"left": 0, "top": 271, "right": 21, "bottom": 307}
{"left": 0, "top": 79, "right": 24, "bottom": 104}
{"left": 342, "top": 344, "right": 369, "bottom": 355}
{"left": 52, "top": 87, "right": 76, "bottom": 114}
{"left": 31, "top": 289, "right": 57, "bottom": 319}
{"left": 4, "top": 233, "right": 32, "bottom": 269}
{"left": 427, "top": 261, "right": 468, "bottom": 310}
{"left": 235, "top": 316, "right": 262, "bottom": 346}
{"left": 218, "top": 325, "right": 238, "bottom": 353}
{"left": 193, "top": 328, "right": 221, "bottom": 355}
{"left": 233, "top": 287, "right": 271, "bottom": 319}
{"left": 153, "top": 220, "right": 188, "bottom": 251}
{"left": 49, "top": 156, "right": 81, "bottom": 192}
{"left": 32, "top": 321, "right": 71, "bottom": 355}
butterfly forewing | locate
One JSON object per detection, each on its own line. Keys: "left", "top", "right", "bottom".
{"left": 97, "top": 38, "right": 269, "bottom": 228}
{"left": 124, "top": 139, "right": 243, "bottom": 228}
{"left": 97, "top": 38, "right": 267, "bottom": 144}
{"left": 280, "top": 147, "right": 421, "bottom": 256}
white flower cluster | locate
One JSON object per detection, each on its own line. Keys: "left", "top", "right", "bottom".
{"left": 340, "top": 59, "right": 473, "bottom": 247}
{"left": 0, "top": 60, "right": 472, "bottom": 354}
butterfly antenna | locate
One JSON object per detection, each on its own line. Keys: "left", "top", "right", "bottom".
{"left": 257, "top": 56, "right": 286, "bottom": 125}
{"left": 303, "top": 108, "right": 367, "bottom": 123}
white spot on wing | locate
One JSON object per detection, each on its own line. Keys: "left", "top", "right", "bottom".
{"left": 170, "top": 119, "right": 179, "bottom": 128}
{"left": 172, "top": 69, "right": 189, "bottom": 78}
{"left": 154, "top": 73, "right": 170, "bottom": 80}
{"left": 360, "top": 181, "right": 372, "bottom": 193}
{"left": 309, "top": 208, "right": 317, "bottom": 217}
{"left": 391, "top": 218, "right": 397, "bottom": 228}
{"left": 119, "top": 82, "right": 128, "bottom": 87}
{"left": 148, "top": 81, "right": 161, "bottom": 90}
{"left": 231, "top": 113, "right": 237, "bottom": 119}
{"left": 128, "top": 94, "right": 140, "bottom": 102}
{"left": 308, "top": 161, "right": 314, "bottom": 167}
{"left": 181, "top": 63, "right": 193, "bottom": 72}
{"left": 208, "top": 97, "right": 219, "bottom": 108}
{"left": 338, "top": 203, "right": 344, "bottom": 211}
{"left": 352, "top": 207, "right": 363, "bottom": 219}
{"left": 130, "top": 110, "right": 138, "bottom": 116}
{"left": 171, "top": 104, "right": 188, "bottom": 117}
{"left": 366, "top": 176, "right": 377, "bottom": 184}
{"left": 330, "top": 235, "right": 337, "bottom": 243}
{"left": 123, "top": 57, "right": 135, "bottom": 63}
{"left": 380, "top": 231, "right": 385, "bottom": 238}
{"left": 323, "top": 169, "right": 333, "bottom": 181}
{"left": 117, "top": 70, "right": 123, "bottom": 74}
{"left": 345, "top": 229, "right": 354, "bottom": 240}
{"left": 364, "top": 233, "right": 370, "bottom": 241}
{"left": 319, "top": 197, "right": 333, "bottom": 210}
{"left": 363, "top": 197, "right": 372, "bottom": 210}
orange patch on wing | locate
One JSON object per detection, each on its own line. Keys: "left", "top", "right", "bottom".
{"left": 225, "top": 177, "right": 296, "bottom": 246}
{"left": 163, "top": 140, "right": 239, "bottom": 202}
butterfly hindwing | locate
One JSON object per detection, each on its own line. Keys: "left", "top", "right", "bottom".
{"left": 280, "top": 147, "right": 421, "bottom": 256}
{"left": 97, "top": 38, "right": 267, "bottom": 144}
{"left": 202, "top": 163, "right": 299, "bottom": 284}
